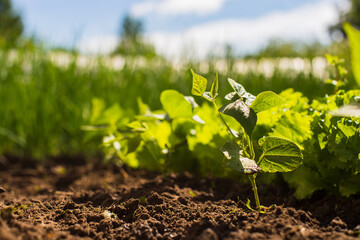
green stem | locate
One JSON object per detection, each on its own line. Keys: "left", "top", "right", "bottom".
{"left": 248, "top": 175, "right": 261, "bottom": 210}
{"left": 257, "top": 155, "right": 264, "bottom": 166}
{"left": 212, "top": 100, "right": 238, "bottom": 140}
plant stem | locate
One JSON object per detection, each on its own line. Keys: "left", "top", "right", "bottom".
{"left": 212, "top": 100, "right": 238, "bottom": 140}
{"left": 248, "top": 175, "right": 261, "bottom": 210}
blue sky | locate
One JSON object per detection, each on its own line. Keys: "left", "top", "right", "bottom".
{"left": 12, "top": 0, "right": 348, "bottom": 58}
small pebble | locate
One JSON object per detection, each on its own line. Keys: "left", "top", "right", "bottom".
{"left": 0, "top": 187, "right": 5, "bottom": 193}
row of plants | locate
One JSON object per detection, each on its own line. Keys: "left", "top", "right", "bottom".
{"left": 84, "top": 23, "right": 360, "bottom": 204}
{"left": 0, "top": 47, "right": 340, "bottom": 159}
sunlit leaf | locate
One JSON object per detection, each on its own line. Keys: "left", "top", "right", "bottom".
{"left": 160, "top": 90, "right": 193, "bottom": 119}
{"left": 250, "top": 91, "right": 286, "bottom": 113}
{"left": 343, "top": 22, "right": 360, "bottom": 87}
{"left": 219, "top": 99, "right": 257, "bottom": 136}
{"left": 190, "top": 69, "right": 207, "bottom": 96}
{"left": 227, "top": 78, "right": 256, "bottom": 105}
{"left": 258, "top": 136, "right": 302, "bottom": 173}
{"left": 225, "top": 92, "right": 239, "bottom": 101}
{"left": 221, "top": 141, "right": 260, "bottom": 174}
{"left": 203, "top": 92, "right": 213, "bottom": 101}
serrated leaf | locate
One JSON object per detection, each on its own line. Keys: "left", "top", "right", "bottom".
{"left": 258, "top": 136, "right": 303, "bottom": 173}
{"left": 190, "top": 69, "right": 207, "bottom": 96}
{"left": 251, "top": 91, "right": 286, "bottom": 113}
{"left": 160, "top": 90, "right": 193, "bottom": 119}
{"left": 219, "top": 99, "right": 257, "bottom": 136}
{"left": 203, "top": 92, "right": 213, "bottom": 101}
{"left": 344, "top": 23, "right": 360, "bottom": 87}
{"left": 221, "top": 141, "right": 260, "bottom": 174}
{"left": 227, "top": 78, "right": 256, "bottom": 105}
{"left": 269, "top": 111, "right": 312, "bottom": 150}
{"left": 210, "top": 71, "right": 219, "bottom": 99}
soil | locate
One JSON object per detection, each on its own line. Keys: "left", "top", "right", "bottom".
{"left": 0, "top": 155, "right": 359, "bottom": 240}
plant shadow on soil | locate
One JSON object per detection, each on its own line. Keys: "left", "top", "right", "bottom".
{"left": 0, "top": 155, "right": 359, "bottom": 240}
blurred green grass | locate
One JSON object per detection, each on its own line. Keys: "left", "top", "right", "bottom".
{"left": 0, "top": 46, "right": 354, "bottom": 159}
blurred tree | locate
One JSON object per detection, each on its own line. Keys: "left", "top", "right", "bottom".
{"left": 113, "top": 15, "right": 156, "bottom": 58}
{"left": 329, "top": 0, "right": 360, "bottom": 40}
{"left": 0, "top": 0, "right": 23, "bottom": 47}
{"left": 245, "top": 39, "right": 327, "bottom": 59}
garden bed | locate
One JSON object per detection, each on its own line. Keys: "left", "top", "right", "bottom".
{"left": 0, "top": 156, "right": 359, "bottom": 239}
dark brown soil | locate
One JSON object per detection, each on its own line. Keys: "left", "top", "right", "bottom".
{"left": 0, "top": 156, "right": 359, "bottom": 239}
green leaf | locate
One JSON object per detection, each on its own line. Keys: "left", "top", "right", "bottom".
{"left": 138, "top": 112, "right": 168, "bottom": 121}
{"left": 221, "top": 141, "right": 260, "bottom": 174}
{"left": 190, "top": 69, "right": 207, "bottom": 96}
{"left": 340, "top": 175, "right": 360, "bottom": 197}
{"left": 325, "top": 54, "right": 344, "bottom": 65}
{"left": 283, "top": 166, "right": 324, "bottom": 199}
{"left": 126, "top": 135, "right": 142, "bottom": 154}
{"left": 210, "top": 71, "right": 219, "bottom": 99}
{"left": 337, "top": 120, "right": 357, "bottom": 138}
{"left": 160, "top": 90, "right": 193, "bottom": 119}
{"left": 343, "top": 23, "right": 360, "bottom": 87}
{"left": 90, "top": 98, "right": 106, "bottom": 123}
{"left": 126, "top": 121, "right": 146, "bottom": 132}
{"left": 258, "top": 136, "right": 303, "bottom": 173}
{"left": 250, "top": 91, "right": 286, "bottom": 113}
{"left": 269, "top": 111, "right": 312, "bottom": 150}
{"left": 219, "top": 99, "right": 257, "bottom": 136}
{"left": 227, "top": 78, "right": 256, "bottom": 105}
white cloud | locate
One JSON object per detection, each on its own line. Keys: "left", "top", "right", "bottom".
{"left": 77, "top": 35, "right": 118, "bottom": 54}
{"left": 131, "top": 0, "right": 226, "bottom": 17}
{"left": 146, "top": 0, "right": 340, "bottom": 59}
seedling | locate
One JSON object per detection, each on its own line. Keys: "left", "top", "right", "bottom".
{"left": 190, "top": 70, "right": 303, "bottom": 210}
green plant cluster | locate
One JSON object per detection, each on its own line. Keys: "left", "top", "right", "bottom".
{"left": 87, "top": 83, "right": 360, "bottom": 200}
{"left": 254, "top": 89, "right": 360, "bottom": 198}
{"left": 85, "top": 23, "right": 360, "bottom": 201}
{"left": 0, "top": 47, "right": 333, "bottom": 159}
